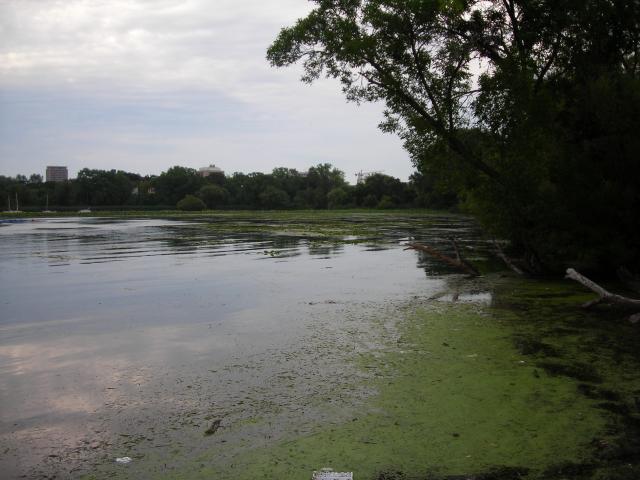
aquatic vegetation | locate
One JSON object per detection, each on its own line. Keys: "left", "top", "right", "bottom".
{"left": 201, "top": 306, "right": 602, "bottom": 479}
{"left": 5, "top": 215, "right": 638, "bottom": 480}
{"left": 165, "top": 276, "right": 640, "bottom": 480}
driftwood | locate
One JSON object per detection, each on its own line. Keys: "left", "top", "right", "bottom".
{"left": 406, "top": 241, "right": 480, "bottom": 276}
{"left": 493, "top": 239, "right": 527, "bottom": 276}
{"left": 449, "top": 237, "right": 481, "bottom": 276}
{"left": 565, "top": 268, "right": 640, "bottom": 310}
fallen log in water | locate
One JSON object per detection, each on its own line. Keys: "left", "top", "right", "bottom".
{"left": 405, "top": 241, "right": 480, "bottom": 276}
{"left": 565, "top": 268, "right": 640, "bottom": 318}
{"left": 492, "top": 239, "right": 528, "bottom": 276}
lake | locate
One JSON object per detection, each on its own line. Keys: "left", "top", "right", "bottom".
{"left": 0, "top": 213, "right": 637, "bottom": 479}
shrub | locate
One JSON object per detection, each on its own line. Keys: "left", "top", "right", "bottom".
{"left": 327, "top": 187, "right": 349, "bottom": 209}
{"left": 177, "top": 194, "right": 206, "bottom": 211}
{"left": 377, "top": 195, "right": 395, "bottom": 209}
{"left": 362, "top": 194, "right": 378, "bottom": 208}
{"left": 258, "top": 186, "right": 290, "bottom": 209}
{"left": 198, "top": 184, "right": 228, "bottom": 209}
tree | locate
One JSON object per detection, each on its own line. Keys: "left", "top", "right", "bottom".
{"left": 271, "top": 167, "right": 306, "bottom": 199}
{"left": 356, "top": 173, "right": 405, "bottom": 206}
{"left": 198, "top": 184, "right": 228, "bottom": 209}
{"left": 259, "top": 186, "right": 290, "bottom": 209}
{"left": 177, "top": 194, "right": 206, "bottom": 211}
{"left": 409, "top": 171, "right": 458, "bottom": 210}
{"left": 327, "top": 186, "right": 351, "bottom": 208}
{"left": 305, "top": 163, "right": 347, "bottom": 209}
{"left": 155, "top": 166, "right": 205, "bottom": 205}
{"left": 52, "top": 180, "right": 74, "bottom": 207}
{"left": 76, "top": 169, "right": 133, "bottom": 206}
{"left": 377, "top": 195, "right": 395, "bottom": 209}
{"left": 268, "top": 0, "right": 640, "bottom": 273}
{"left": 131, "top": 177, "right": 158, "bottom": 206}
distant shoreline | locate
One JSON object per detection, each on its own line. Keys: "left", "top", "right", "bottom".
{"left": 0, "top": 208, "right": 451, "bottom": 219}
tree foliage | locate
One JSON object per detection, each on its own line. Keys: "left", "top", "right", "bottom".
{"left": 76, "top": 169, "right": 133, "bottom": 206}
{"left": 155, "top": 166, "right": 206, "bottom": 205}
{"left": 198, "top": 184, "right": 228, "bottom": 209}
{"left": 177, "top": 194, "right": 206, "bottom": 211}
{"left": 1, "top": 164, "right": 433, "bottom": 212}
{"left": 259, "top": 185, "right": 291, "bottom": 209}
{"left": 268, "top": 0, "right": 640, "bottom": 273}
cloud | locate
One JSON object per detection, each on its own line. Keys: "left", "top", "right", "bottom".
{"left": 0, "top": 0, "right": 309, "bottom": 94}
{"left": 0, "top": 1, "right": 412, "bottom": 181}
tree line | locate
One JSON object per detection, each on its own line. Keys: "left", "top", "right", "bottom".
{"left": 0, "top": 164, "right": 455, "bottom": 211}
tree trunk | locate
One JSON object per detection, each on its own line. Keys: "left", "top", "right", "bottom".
{"left": 565, "top": 268, "right": 640, "bottom": 309}
{"left": 406, "top": 242, "right": 480, "bottom": 276}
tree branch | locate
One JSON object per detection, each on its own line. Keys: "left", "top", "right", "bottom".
{"left": 565, "top": 268, "right": 640, "bottom": 309}
{"left": 534, "top": 35, "right": 562, "bottom": 92}
{"left": 406, "top": 21, "right": 445, "bottom": 125}
{"left": 406, "top": 242, "right": 479, "bottom": 276}
{"left": 502, "top": 0, "right": 526, "bottom": 65}
{"left": 493, "top": 239, "right": 527, "bottom": 276}
{"left": 363, "top": 58, "right": 501, "bottom": 181}
{"left": 449, "top": 237, "right": 480, "bottom": 276}
{"left": 446, "top": 55, "right": 467, "bottom": 132}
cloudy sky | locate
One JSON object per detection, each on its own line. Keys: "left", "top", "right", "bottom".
{"left": 0, "top": 0, "right": 412, "bottom": 182}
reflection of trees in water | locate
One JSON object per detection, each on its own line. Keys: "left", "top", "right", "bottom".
{"left": 409, "top": 224, "right": 497, "bottom": 277}
{"left": 261, "top": 236, "right": 304, "bottom": 258}
{"left": 361, "top": 242, "right": 391, "bottom": 252}
{"left": 269, "top": 236, "right": 302, "bottom": 250}
{"left": 156, "top": 228, "right": 309, "bottom": 257}
{"left": 307, "top": 242, "right": 344, "bottom": 257}
{"left": 162, "top": 227, "right": 205, "bottom": 252}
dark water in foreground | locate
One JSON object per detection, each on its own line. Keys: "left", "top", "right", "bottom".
{"left": 0, "top": 215, "right": 490, "bottom": 479}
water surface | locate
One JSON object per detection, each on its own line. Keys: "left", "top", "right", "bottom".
{"left": 0, "top": 214, "right": 488, "bottom": 479}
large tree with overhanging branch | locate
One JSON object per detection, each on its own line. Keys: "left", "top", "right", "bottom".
{"left": 268, "top": 0, "right": 640, "bottom": 274}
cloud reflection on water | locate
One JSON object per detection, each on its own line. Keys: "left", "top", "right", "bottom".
{"left": 0, "top": 215, "right": 490, "bottom": 478}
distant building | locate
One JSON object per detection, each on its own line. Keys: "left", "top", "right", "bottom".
{"left": 198, "top": 164, "right": 225, "bottom": 178}
{"left": 132, "top": 185, "right": 155, "bottom": 195}
{"left": 46, "top": 166, "right": 68, "bottom": 183}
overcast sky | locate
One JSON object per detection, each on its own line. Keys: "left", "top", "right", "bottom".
{"left": 0, "top": 0, "right": 412, "bottom": 182}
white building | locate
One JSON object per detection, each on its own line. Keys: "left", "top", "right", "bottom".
{"left": 198, "top": 164, "right": 225, "bottom": 177}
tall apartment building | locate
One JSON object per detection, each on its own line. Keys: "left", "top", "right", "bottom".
{"left": 46, "top": 166, "right": 68, "bottom": 182}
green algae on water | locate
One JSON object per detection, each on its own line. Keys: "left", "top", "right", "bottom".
{"left": 185, "top": 301, "right": 608, "bottom": 480}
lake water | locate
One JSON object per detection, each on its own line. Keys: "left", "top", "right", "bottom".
{"left": 0, "top": 214, "right": 491, "bottom": 479}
